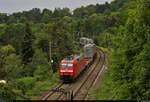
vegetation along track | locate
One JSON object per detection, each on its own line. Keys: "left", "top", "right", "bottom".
{"left": 41, "top": 48, "right": 105, "bottom": 100}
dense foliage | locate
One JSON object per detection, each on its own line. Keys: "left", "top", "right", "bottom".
{"left": 0, "top": 0, "right": 149, "bottom": 100}
{"left": 93, "top": 0, "right": 150, "bottom": 100}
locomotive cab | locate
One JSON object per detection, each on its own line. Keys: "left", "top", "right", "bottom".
{"left": 59, "top": 60, "right": 75, "bottom": 81}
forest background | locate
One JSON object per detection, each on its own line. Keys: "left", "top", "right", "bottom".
{"left": 0, "top": 0, "right": 150, "bottom": 100}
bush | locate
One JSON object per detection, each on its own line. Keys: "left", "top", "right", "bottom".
{"left": 25, "top": 73, "right": 60, "bottom": 97}
{"left": 13, "top": 77, "right": 36, "bottom": 95}
{"left": 0, "top": 84, "right": 16, "bottom": 100}
{"left": 34, "top": 65, "right": 53, "bottom": 81}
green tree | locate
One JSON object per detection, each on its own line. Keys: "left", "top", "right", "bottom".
{"left": 0, "top": 45, "right": 15, "bottom": 79}
{"left": 33, "top": 33, "right": 50, "bottom": 58}
{"left": 1, "top": 23, "right": 26, "bottom": 54}
{"left": 21, "top": 23, "right": 34, "bottom": 64}
{"left": 0, "top": 13, "right": 8, "bottom": 23}
{"left": 41, "top": 13, "right": 51, "bottom": 24}
{"left": 52, "top": 8, "right": 72, "bottom": 18}
{"left": 0, "top": 84, "right": 16, "bottom": 100}
{"left": 73, "top": 7, "right": 89, "bottom": 18}
{"left": 26, "top": 49, "right": 50, "bottom": 78}
{"left": 7, "top": 16, "right": 16, "bottom": 24}
{"left": 23, "top": 8, "right": 42, "bottom": 23}
{"left": 2, "top": 54, "right": 22, "bottom": 80}
{"left": 19, "top": 16, "right": 27, "bottom": 23}
{"left": 42, "top": 8, "right": 52, "bottom": 17}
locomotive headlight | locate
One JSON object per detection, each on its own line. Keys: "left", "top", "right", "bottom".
{"left": 60, "top": 70, "right": 65, "bottom": 72}
{"left": 68, "top": 70, "right": 73, "bottom": 72}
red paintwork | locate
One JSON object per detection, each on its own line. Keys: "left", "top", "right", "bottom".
{"left": 59, "top": 58, "right": 92, "bottom": 80}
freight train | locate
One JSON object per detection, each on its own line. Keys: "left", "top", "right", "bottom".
{"left": 59, "top": 38, "right": 96, "bottom": 82}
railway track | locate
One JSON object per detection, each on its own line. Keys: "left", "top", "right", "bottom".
{"left": 41, "top": 48, "right": 105, "bottom": 100}
{"left": 73, "top": 48, "right": 105, "bottom": 100}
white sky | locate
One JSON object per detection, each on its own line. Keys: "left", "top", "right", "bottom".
{"left": 0, "top": 0, "right": 114, "bottom": 14}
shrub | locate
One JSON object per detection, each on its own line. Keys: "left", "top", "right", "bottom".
{"left": 0, "top": 84, "right": 16, "bottom": 100}
{"left": 13, "top": 77, "right": 36, "bottom": 95}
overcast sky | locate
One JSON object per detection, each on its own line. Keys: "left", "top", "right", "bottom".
{"left": 0, "top": 0, "right": 114, "bottom": 14}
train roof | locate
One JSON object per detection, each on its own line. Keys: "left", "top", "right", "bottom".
{"left": 80, "top": 37, "right": 92, "bottom": 41}
{"left": 62, "top": 54, "right": 83, "bottom": 62}
{"left": 80, "top": 37, "right": 88, "bottom": 39}
{"left": 84, "top": 43, "right": 95, "bottom": 47}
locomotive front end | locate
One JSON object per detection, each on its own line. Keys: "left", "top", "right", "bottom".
{"left": 59, "top": 60, "right": 75, "bottom": 81}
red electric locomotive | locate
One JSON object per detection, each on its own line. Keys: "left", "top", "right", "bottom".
{"left": 59, "top": 55, "right": 92, "bottom": 81}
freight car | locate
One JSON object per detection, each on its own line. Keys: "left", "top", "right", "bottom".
{"left": 84, "top": 44, "right": 96, "bottom": 58}
{"left": 59, "top": 43, "right": 96, "bottom": 82}
{"left": 79, "top": 37, "right": 94, "bottom": 46}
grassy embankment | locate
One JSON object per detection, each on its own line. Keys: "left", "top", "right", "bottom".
{"left": 88, "top": 46, "right": 115, "bottom": 100}
{"left": 5, "top": 73, "right": 60, "bottom": 100}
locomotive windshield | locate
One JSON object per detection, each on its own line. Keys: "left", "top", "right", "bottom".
{"left": 61, "top": 63, "right": 73, "bottom": 68}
